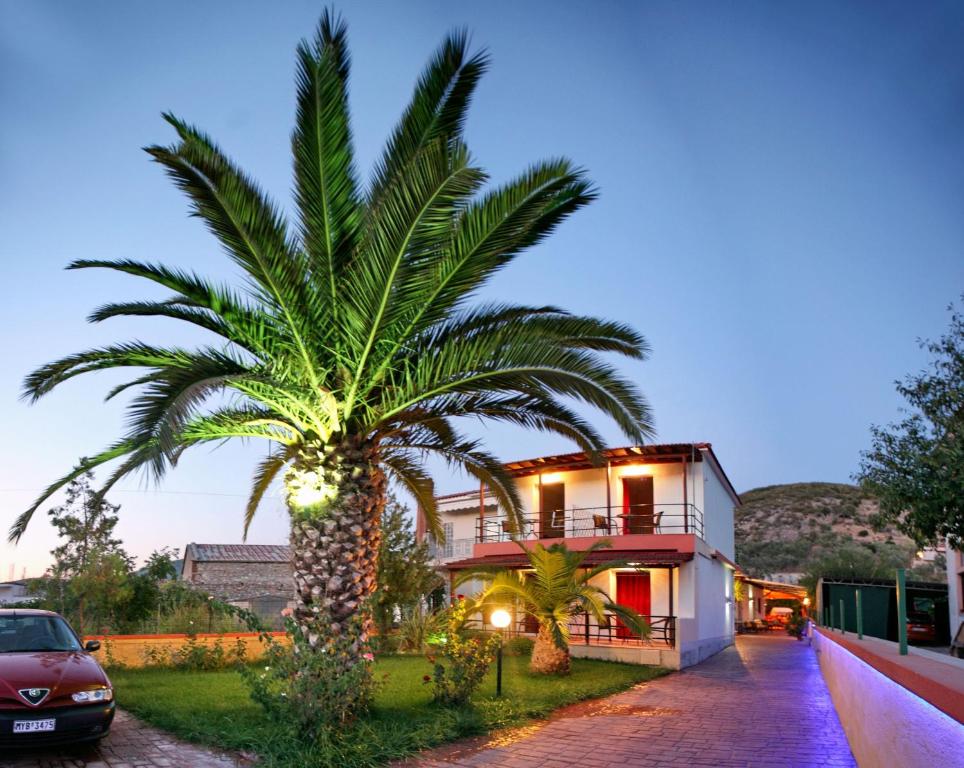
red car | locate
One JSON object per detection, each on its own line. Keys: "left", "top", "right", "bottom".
{"left": 0, "top": 609, "right": 115, "bottom": 746}
{"left": 906, "top": 612, "right": 937, "bottom": 644}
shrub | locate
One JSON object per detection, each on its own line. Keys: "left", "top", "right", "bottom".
{"left": 398, "top": 607, "right": 444, "bottom": 654}
{"left": 244, "top": 614, "right": 379, "bottom": 732}
{"left": 102, "top": 638, "right": 126, "bottom": 670}
{"left": 140, "top": 635, "right": 246, "bottom": 670}
{"left": 142, "top": 644, "right": 169, "bottom": 667}
{"left": 370, "top": 633, "right": 400, "bottom": 655}
{"left": 426, "top": 598, "right": 500, "bottom": 706}
{"left": 171, "top": 635, "right": 231, "bottom": 670}
{"left": 503, "top": 636, "right": 534, "bottom": 657}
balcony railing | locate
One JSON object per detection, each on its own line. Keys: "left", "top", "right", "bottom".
{"left": 476, "top": 503, "right": 704, "bottom": 543}
{"left": 465, "top": 612, "right": 676, "bottom": 648}
{"left": 427, "top": 536, "right": 474, "bottom": 563}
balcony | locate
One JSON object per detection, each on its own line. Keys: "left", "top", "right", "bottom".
{"left": 476, "top": 503, "right": 704, "bottom": 543}
{"left": 427, "top": 536, "right": 474, "bottom": 563}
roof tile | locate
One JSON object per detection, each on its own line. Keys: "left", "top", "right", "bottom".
{"left": 186, "top": 543, "right": 291, "bottom": 563}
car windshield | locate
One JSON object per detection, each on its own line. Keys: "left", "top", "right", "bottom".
{"left": 0, "top": 615, "right": 82, "bottom": 653}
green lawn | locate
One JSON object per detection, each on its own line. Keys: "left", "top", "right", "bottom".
{"left": 110, "top": 655, "right": 668, "bottom": 767}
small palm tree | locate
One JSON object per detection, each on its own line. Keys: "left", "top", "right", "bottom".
{"left": 12, "top": 9, "right": 653, "bottom": 708}
{"left": 464, "top": 541, "right": 649, "bottom": 675}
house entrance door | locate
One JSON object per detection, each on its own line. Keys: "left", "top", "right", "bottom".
{"left": 615, "top": 571, "right": 651, "bottom": 638}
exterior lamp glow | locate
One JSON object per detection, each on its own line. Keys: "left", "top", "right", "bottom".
{"left": 490, "top": 609, "right": 511, "bottom": 629}
{"left": 490, "top": 608, "right": 512, "bottom": 697}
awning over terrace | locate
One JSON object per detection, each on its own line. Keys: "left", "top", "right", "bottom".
{"left": 443, "top": 549, "right": 694, "bottom": 570}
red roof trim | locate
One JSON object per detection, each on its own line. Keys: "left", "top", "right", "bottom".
{"left": 501, "top": 443, "right": 708, "bottom": 477}
{"left": 443, "top": 549, "right": 694, "bottom": 570}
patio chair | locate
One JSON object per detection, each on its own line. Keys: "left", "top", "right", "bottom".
{"left": 592, "top": 514, "right": 611, "bottom": 534}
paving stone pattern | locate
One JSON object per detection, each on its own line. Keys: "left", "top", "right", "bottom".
{"left": 2, "top": 636, "right": 855, "bottom": 768}
{"left": 0, "top": 710, "right": 250, "bottom": 768}
{"left": 406, "top": 635, "right": 857, "bottom": 768}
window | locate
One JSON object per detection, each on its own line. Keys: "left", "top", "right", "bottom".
{"left": 0, "top": 615, "right": 82, "bottom": 653}
{"left": 442, "top": 522, "right": 454, "bottom": 559}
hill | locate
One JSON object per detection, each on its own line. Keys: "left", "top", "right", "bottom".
{"left": 734, "top": 482, "right": 943, "bottom": 582}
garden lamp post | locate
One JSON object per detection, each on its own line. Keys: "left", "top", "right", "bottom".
{"left": 490, "top": 608, "right": 511, "bottom": 697}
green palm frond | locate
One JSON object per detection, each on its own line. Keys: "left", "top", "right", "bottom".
{"left": 10, "top": 441, "right": 140, "bottom": 541}
{"left": 383, "top": 433, "right": 523, "bottom": 532}
{"left": 376, "top": 319, "right": 653, "bottom": 445}
{"left": 179, "top": 407, "right": 301, "bottom": 445}
{"left": 607, "top": 601, "right": 650, "bottom": 638}
{"left": 379, "top": 449, "right": 440, "bottom": 539}
{"left": 244, "top": 448, "right": 296, "bottom": 538}
{"left": 369, "top": 30, "right": 487, "bottom": 202}
{"left": 464, "top": 540, "right": 649, "bottom": 650}
{"left": 16, "top": 11, "right": 653, "bottom": 542}
{"left": 292, "top": 9, "right": 360, "bottom": 312}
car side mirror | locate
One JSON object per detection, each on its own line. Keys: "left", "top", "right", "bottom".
{"left": 85, "top": 640, "right": 101, "bottom": 652}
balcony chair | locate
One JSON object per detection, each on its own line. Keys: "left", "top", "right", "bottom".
{"left": 652, "top": 510, "right": 663, "bottom": 533}
{"left": 592, "top": 514, "right": 612, "bottom": 534}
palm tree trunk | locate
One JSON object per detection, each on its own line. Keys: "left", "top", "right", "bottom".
{"left": 530, "top": 622, "right": 571, "bottom": 675}
{"left": 289, "top": 440, "right": 385, "bottom": 668}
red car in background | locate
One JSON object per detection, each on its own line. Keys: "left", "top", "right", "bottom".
{"left": 0, "top": 609, "right": 115, "bottom": 747}
{"left": 906, "top": 611, "right": 938, "bottom": 644}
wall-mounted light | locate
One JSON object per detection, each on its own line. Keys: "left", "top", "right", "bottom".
{"left": 617, "top": 464, "right": 651, "bottom": 478}
{"left": 540, "top": 472, "right": 564, "bottom": 484}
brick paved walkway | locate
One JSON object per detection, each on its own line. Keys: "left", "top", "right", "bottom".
{"left": 0, "top": 709, "right": 251, "bottom": 768}
{"left": 406, "top": 635, "right": 856, "bottom": 768}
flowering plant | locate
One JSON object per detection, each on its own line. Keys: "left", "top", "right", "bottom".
{"left": 426, "top": 596, "right": 500, "bottom": 706}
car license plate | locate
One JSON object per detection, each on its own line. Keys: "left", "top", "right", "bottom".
{"left": 13, "top": 719, "right": 55, "bottom": 733}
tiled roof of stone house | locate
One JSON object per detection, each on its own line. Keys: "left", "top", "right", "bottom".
{"left": 184, "top": 543, "right": 291, "bottom": 564}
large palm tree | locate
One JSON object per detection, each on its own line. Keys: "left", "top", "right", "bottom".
{"left": 13, "top": 10, "right": 653, "bottom": 690}
{"left": 463, "top": 541, "right": 649, "bottom": 674}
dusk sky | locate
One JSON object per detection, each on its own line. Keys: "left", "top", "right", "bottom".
{"left": 2, "top": 1, "right": 962, "bottom": 577}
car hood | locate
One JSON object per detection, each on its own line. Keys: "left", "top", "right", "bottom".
{"left": 0, "top": 652, "right": 109, "bottom": 708}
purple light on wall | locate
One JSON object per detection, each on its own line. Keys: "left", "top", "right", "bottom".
{"left": 813, "top": 630, "right": 964, "bottom": 767}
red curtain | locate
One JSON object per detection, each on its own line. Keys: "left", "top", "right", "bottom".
{"left": 615, "top": 572, "right": 651, "bottom": 637}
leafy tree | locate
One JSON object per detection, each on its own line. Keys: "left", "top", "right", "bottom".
{"left": 38, "top": 470, "right": 132, "bottom": 633}
{"left": 12, "top": 9, "right": 652, "bottom": 714}
{"left": 370, "top": 496, "right": 441, "bottom": 637}
{"left": 799, "top": 540, "right": 913, "bottom": 597}
{"left": 69, "top": 552, "right": 133, "bottom": 634}
{"left": 143, "top": 547, "right": 179, "bottom": 581}
{"left": 856, "top": 298, "right": 964, "bottom": 547}
{"left": 461, "top": 541, "right": 649, "bottom": 675}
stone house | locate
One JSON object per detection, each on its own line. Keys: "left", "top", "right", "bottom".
{"left": 180, "top": 543, "right": 294, "bottom": 625}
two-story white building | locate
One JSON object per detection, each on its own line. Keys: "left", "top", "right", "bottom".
{"left": 419, "top": 443, "right": 741, "bottom": 669}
